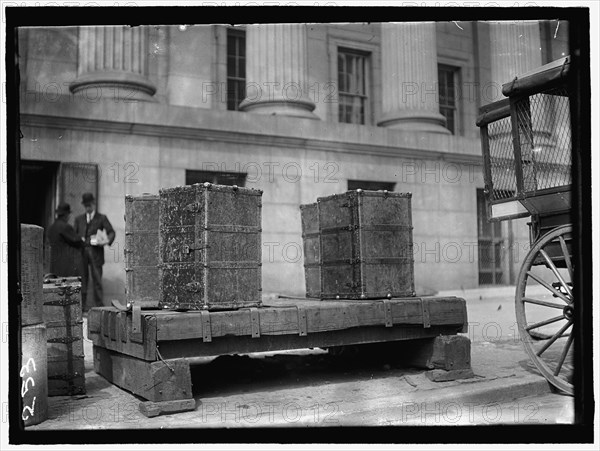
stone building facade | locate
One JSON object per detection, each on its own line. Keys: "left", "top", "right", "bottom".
{"left": 18, "top": 21, "right": 570, "bottom": 303}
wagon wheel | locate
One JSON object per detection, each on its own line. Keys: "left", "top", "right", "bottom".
{"left": 515, "top": 224, "right": 574, "bottom": 395}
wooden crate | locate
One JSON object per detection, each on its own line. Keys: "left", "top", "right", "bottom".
{"left": 21, "top": 323, "right": 48, "bottom": 425}
{"left": 300, "top": 202, "right": 321, "bottom": 298}
{"left": 317, "top": 190, "right": 415, "bottom": 299}
{"left": 48, "top": 356, "right": 85, "bottom": 396}
{"left": 42, "top": 279, "right": 85, "bottom": 396}
{"left": 42, "top": 280, "right": 82, "bottom": 325}
{"left": 125, "top": 194, "right": 160, "bottom": 309}
{"left": 46, "top": 322, "right": 84, "bottom": 360}
{"left": 21, "top": 224, "right": 44, "bottom": 326}
{"left": 158, "top": 183, "right": 263, "bottom": 311}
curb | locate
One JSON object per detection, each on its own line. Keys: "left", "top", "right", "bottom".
{"left": 417, "top": 374, "right": 551, "bottom": 406}
{"left": 333, "top": 373, "right": 552, "bottom": 426}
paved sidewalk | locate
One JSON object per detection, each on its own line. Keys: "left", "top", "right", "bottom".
{"left": 28, "top": 286, "right": 574, "bottom": 429}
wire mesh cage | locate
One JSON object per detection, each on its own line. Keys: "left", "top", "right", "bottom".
{"left": 479, "top": 102, "right": 519, "bottom": 202}
{"left": 512, "top": 86, "right": 572, "bottom": 193}
{"left": 476, "top": 57, "right": 573, "bottom": 221}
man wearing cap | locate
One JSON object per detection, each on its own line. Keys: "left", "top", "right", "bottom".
{"left": 47, "top": 202, "right": 85, "bottom": 277}
{"left": 74, "top": 193, "right": 116, "bottom": 310}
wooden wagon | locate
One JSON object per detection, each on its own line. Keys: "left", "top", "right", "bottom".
{"left": 476, "top": 56, "right": 575, "bottom": 394}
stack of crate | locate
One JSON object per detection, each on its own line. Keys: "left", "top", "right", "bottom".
{"left": 20, "top": 224, "right": 48, "bottom": 426}
{"left": 42, "top": 276, "right": 86, "bottom": 396}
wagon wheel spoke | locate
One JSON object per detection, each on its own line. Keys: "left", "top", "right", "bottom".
{"left": 525, "top": 315, "right": 564, "bottom": 331}
{"left": 515, "top": 225, "right": 574, "bottom": 395}
{"left": 522, "top": 297, "right": 564, "bottom": 309}
{"left": 536, "top": 320, "right": 572, "bottom": 357}
{"left": 554, "top": 332, "right": 574, "bottom": 376}
{"left": 526, "top": 271, "right": 571, "bottom": 304}
{"left": 539, "top": 249, "right": 573, "bottom": 299}
{"left": 558, "top": 235, "right": 573, "bottom": 282}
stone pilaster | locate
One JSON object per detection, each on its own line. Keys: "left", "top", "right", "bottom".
{"left": 378, "top": 22, "right": 449, "bottom": 134}
{"left": 489, "top": 21, "right": 543, "bottom": 96}
{"left": 489, "top": 21, "right": 552, "bottom": 191}
{"left": 239, "top": 24, "right": 317, "bottom": 119}
{"left": 70, "top": 26, "right": 156, "bottom": 101}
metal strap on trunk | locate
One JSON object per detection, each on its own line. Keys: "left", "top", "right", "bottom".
{"left": 102, "top": 310, "right": 110, "bottom": 339}
{"left": 44, "top": 284, "right": 81, "bottom": 306}
{"left": 118, "top": 312, "right": 127, "bottom": 343}
{"left": 48, "top": 374, "right": 84, "bottom": 381}
{"left": 130, "top": 305, "right": 143, "bottom": 343}
{"left": 200, "top": 310, "right": 212, "bottom": 342}
{"left": 109, "top": 312, "right": 117, "bottom": 341}
{"left": 297, "top": 306, "right": 308, "bottom": 336}
{"left": 383, "top": 299, "right": 393, "bottom": 327}
{"left": 249, "top": 308, "right": 260, "bottom": 338}
{"left": 47, "top": 336, "right": 81, "bottom": 344}
{"left": 421, "top": 298, "right": 431, "bottom": 328}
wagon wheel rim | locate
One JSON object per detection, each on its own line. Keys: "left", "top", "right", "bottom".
{"left": 515, "top": 224, "right": 574, "bottom": 395}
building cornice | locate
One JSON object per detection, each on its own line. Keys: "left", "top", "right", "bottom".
{"left": 19, "top": 95, "right": 484, "bottom": 165}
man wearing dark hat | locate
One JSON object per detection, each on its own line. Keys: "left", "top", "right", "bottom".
{"left": 47, "top": 202, "right": 85, "bottom": 277}
{"left": 74, "top": 193, "right": 116, "bottom": 310}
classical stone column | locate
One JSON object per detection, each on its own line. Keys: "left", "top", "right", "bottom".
{"left": 489, "top": 21, "right": 543, "bottom": 98}
{"left": 378, "top": 22, "right": 449, "bottom": 134}
{"left": 70, "top": 26, "right": 156, "bottom": 101}
{"left": 489, "top": 21, "right": 553, "bottom": 191}
{"left": 239, "top": 24, "right": 317, "bottom": 119}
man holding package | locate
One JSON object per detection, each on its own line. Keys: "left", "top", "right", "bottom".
{"left": 48, "top": 202, "right": 85, "bottom": 277}
{"left": 75, "top": 192, "right": 116, "bottom": 311}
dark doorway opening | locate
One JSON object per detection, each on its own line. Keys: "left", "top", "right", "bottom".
{"left": 20, "top": 160, "right": 60, "bottom": 272}
{"left": 20, "top": 160, "right": 59, "bottom": 228}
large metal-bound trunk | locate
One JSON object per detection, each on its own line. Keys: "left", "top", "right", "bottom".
{"left": 42, "top": 278, "right": 86, "bottom": 396}
{"left": 125, "top": 194, "right": 160, "bottom": 309}
{"left": 159, "top": 183, "right": 263, "bottom": 310}
{"left": 317, "top": 190, "right": 415, "bottom": 299}
{"left": 300, "top": 203, "right": 321, "bottom": 298}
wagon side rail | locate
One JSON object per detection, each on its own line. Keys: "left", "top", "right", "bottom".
{"left": 476, "top": 99, "right": 530, "bottom": 221}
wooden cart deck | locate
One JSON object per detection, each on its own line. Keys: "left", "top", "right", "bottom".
{"left": 88, "top": 296, "right": 467, "bottom": 361}
{"left": 88, "top": 296, "right": 469, "bottom": 417}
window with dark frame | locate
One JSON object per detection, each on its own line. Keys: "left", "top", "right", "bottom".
{"left": 227, "top": 29, "right": 246, "bottom": 111}
{"left": 438, "top": 64, "right": 459, "bottom": 134}
{"left": 338, "top": 48, "right": 369, "bottom": 125}
{"left": 476, "top": 188, "right": 506, "bottom": 285}
{"left": 186, "top": 170, "right": 247, "bottom": 187}
{"left": 347, "top": 180, "right": 395, "bottom": 192}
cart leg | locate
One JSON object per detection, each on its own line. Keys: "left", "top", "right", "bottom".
{"left": 399, "top": 335, "right": 474, "bottom": 381}
{"left": 93, "top": 345, "right": 196, "bottom": 416}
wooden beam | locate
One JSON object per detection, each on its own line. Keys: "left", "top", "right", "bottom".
{"left": 88, "top": 308, "right": 156, "bottom": 361}
{"left": 93, "top": 345, "right": 192, "bottom": 403}
{"left": 395, "top": 335, "right": 472, "bottom": 371}
{"left": 139, "top": 399, "right": 197, "bottom": 418}
{"left": 154, "top": 297, "right": 467, "bottom": 341}
{"left": 156, "top": 325, "right": 461, "bottom": 360}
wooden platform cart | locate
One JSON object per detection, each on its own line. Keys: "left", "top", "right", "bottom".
{"left": 88, "top": 295, "right": 469, "bottom": 417}
{"left": 477, "top": 56, "right": 575, "bottom": 394}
